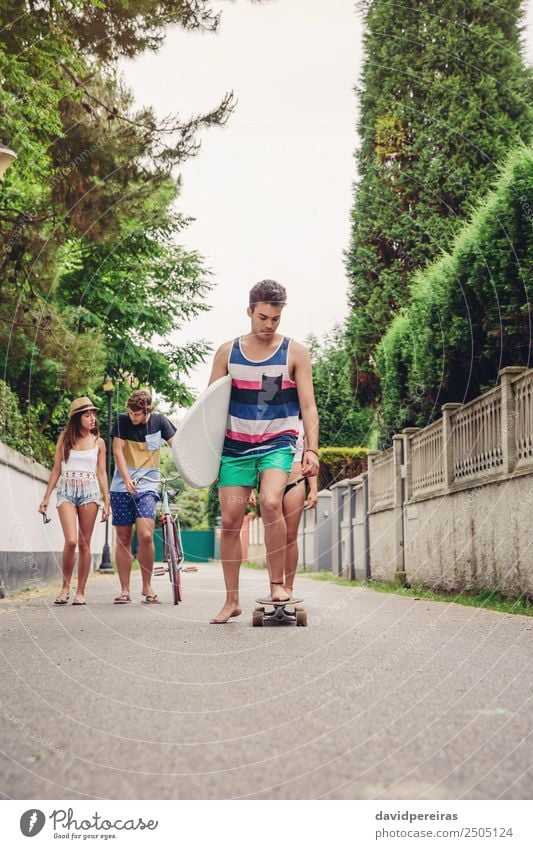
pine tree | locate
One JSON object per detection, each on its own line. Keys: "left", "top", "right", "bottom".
{"left": 346, "top": 0, "right": 532, "bottom": 404}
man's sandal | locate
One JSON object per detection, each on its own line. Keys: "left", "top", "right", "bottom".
{"left": 54, "top": 595, "right": 69, "bottom": 605}
{"left": 142, "top": 594, "right": 161, "bottom": 604}
{"left": 113, "top": 593, "right": 131, "bottom": 604}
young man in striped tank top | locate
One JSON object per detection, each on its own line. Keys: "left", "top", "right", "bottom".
{"left": 208, "top": 280, "right": 320, "bottom": 623}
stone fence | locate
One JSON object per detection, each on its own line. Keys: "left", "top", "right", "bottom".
{"left": 246, "top": 366, "right": 533, "bottom": 595}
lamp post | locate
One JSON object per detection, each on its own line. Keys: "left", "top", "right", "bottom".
{"left": 0, "top": 145, "right": 15, "bottom": 599}
{"left": 0, "top": 146, "right": 16, "bottom": 181}
{"left": 99, "top": 375, "right": 114, "bottom": 573}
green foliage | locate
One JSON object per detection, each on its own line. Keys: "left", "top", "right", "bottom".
{"left": 0, "top": 379, "right": 56, "bottom": 465}
{"left": 346, "top": 0, "right": 532, "bottom": 403}
{"left": 0, "top": 379, "right": 26, "bottom": 455}
{"left": 377, "top": 145, "right": 533, "bottom": 437}
{"left": 0, "top": 0, "right": 235, "bottom": 461}
{"left": 206, "top": 483, "right": 221, "bottom": 528}
{"left": 176, "top": 486, "right": 209, "bottom": 530}
{"left": 317, "top": 446, "right": 368, "bottom": 490}
{"left": 309, "top": 326, "right": 373, "bottom": 448}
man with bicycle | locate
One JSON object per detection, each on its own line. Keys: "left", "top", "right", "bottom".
{"left": 110, "top": 389, "right": 176, "bottom": 604}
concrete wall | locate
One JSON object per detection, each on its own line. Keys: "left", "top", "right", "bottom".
{"left": 245, "top": 453, "right": 533, "bottom": 595}
{"left": 368, "top": 506, "right": 403, "bottom": 583}
{"left": 0, "top": 442, "right": 106, "bottom": 595}
{"left": 404, "top": 472, "right": 533, "bottom": 594}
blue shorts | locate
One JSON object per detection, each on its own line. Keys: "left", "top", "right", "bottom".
{"left": 110, "top": 491, "right": 159, "bottom": 526}
{"left": 57, "top": 493, "right": 100, "bottom": 509}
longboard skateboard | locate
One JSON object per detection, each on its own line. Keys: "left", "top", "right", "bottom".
{"left": 253, "top": 597, "right": 307, "bottom": 627}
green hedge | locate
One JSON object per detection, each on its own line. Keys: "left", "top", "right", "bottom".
{"left": 318, "top": 447, "right": 368, "bottom": 489}
{"left": 0, "top": 380, "right": 26, "bottom": 455}
{"left": 0, "top": 379, "right": 56, "bottom": 466}
{"left": 377, "top": 145, "right": 533, "bottom": 439}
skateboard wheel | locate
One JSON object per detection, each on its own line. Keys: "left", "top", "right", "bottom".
{"left": 296, "top": 610, "right": 307, "bottom": 627}
{"left": 254, "top": 606, "right": 265, "bottom": 613}
{"left": 294, "top": 605, "right": 303, "bottom": 612}
{"left": 252, "top": 610, "right": 264, "bottom": 627}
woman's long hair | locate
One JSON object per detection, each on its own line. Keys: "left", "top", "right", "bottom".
{"left": 62, "top": 412, "right": 99, "bottom": 464}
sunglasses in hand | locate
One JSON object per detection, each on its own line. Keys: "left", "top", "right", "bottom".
{"left": 42, "top": 512, "right": 51, "bottom": 525}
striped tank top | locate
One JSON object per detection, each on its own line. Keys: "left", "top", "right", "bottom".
{"left": 222, "top": 336, "right": 300, "bottom": 457}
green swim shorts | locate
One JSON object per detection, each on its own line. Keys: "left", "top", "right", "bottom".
{"left": 218, "top": 447, "right": 294, "bottom": 488}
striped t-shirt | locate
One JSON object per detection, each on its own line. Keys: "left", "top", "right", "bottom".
{"left": 222, "top": 336, "right": 300, "bottom": 458}
{"left": 110, "top": 413, "right": 176, "bottom": 493}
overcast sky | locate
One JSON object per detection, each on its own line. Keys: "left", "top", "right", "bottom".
{"left": 121, "top": 0, "right": 533, "bottom": 403}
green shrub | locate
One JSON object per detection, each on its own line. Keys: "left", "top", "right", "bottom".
{"left": 0, "top": 380, "right": 55, "bottom": 466}
{"left": 0, "top": 380, "right": 26, "bottom": 455}
{"left": 318, "top": 447, "right": 368, "bottom": 489}
{"left": 377, "top": 145, "right": 533, "bottom": 439}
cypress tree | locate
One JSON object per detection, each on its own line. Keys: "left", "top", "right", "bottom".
{"left": 346, "top": 0, "right": 532, "bottom": 403}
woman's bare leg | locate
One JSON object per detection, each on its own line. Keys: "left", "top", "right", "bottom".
{"left": 75, "top": 503, "right": 99, "bottom": 602}
{"left": 282, "top": 465, "right": 306, "bottom": 596}
{"left": 57, "top": 503, "right": 79, "bottom": 601}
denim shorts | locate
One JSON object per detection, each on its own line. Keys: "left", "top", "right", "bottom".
{"left": 57, "top": 492, "right": 100, "bottom": 508}
{"left": 110, "top": 491, "right": 159, "bottom": 526}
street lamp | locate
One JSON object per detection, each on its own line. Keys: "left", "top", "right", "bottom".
{"left": 99, "top": 375, "right": 115, "bottom": 573}
{"left": 0, "top": 146, "right": 17, "bottom": 599}
{"left": 0, "top": 146, "right": 17, "bottom": 181}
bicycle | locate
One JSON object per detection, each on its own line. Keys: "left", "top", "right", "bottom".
{"left": 161, "top": 475, "right": 184, "bottom": 604}
{"left": 132, "top": 472, "right": 184, "bottom": 605}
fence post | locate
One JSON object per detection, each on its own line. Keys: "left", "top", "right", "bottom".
{"left": 441, "top": 403, "right": 462, "bottom": 489}
{"left": 392, "top": 435, "right": 405, "bottom": 583}
{"left": 362, "top": 473, "right": 371, "bottom": 580}
{"left": 365, "top": 450, "right": 380, "bottom": 512}
{"left": 499, "top": 366, "right": 526, "bottom": 475}
{"left": 402, "top": 427, "right": 420, "bottom": 503}
{"left": 329, "top": 480, "right": 346, "bottom": 576}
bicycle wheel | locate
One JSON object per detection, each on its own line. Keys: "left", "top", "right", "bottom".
{"left": 167, "top": 521, "right": 182, "bottom": 605}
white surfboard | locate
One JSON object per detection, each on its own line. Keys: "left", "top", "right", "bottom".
{"left": 172, "top": 375, "right": 232, "bottom": 488}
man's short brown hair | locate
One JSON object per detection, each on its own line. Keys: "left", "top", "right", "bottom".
{"left": 126, "top": 389, "right": 153, "bottom": 413}
{"left": 249, "top": 279, "right": 287, "bottom": 310}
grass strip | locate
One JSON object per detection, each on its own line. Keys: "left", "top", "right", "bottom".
{"left": 242, "top": 562, "right": 533, "bottom": 616}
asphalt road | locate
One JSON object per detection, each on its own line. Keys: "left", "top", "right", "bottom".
{"left": 0, "top": 563, "right": 531, "bottom": 800}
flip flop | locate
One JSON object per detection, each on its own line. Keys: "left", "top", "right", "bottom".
{"left": 72, "top": 601, "right": 86, "bottom": 606}
{"left": 142, "top": 594, "right": 161, "bottom": 604}
{"left": 113, "top": 593, "right": 131, "bottom": 604}
{"left": 54, "top": 595, "right": 69, "bottom": 605}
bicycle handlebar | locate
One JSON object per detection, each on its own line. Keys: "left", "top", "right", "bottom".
{"left": 130, "top": 471, "right": 181, "bottom": 487}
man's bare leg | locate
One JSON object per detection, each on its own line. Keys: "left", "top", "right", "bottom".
{"left": 136, "top": 517, "right": 156, "bottom": 597}
{"left": 259, "top": 468, "right": 290, "bottom": 602}
{"left": 211, "top": 485, "right": 251, "bottom": 623}
{"left": 115, "top": 525, "right": 133, "bottom": 597}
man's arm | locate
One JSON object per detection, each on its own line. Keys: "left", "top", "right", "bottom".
{"left": 161, "top": 416, "right": 177, "bottom": 448}
{"left": 112, "top": 437, "right": 137, "bottom": 494}
{"left": 208, "top": 341, "right": 232, "bottom": 386}
{"left": 292, "top": 342, "right": 320, "bottom": 477}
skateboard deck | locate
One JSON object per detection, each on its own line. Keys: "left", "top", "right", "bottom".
{"left": 255, "top": 597, "right": 303, "bottom": 606}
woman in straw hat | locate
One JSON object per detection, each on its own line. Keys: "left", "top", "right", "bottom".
{"left": 38, "top": 397, "right": 110, "bottom": 605}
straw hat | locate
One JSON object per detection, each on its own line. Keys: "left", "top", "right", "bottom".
{"left": 68, "top": 396, "right": 100, "bottom": 418}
